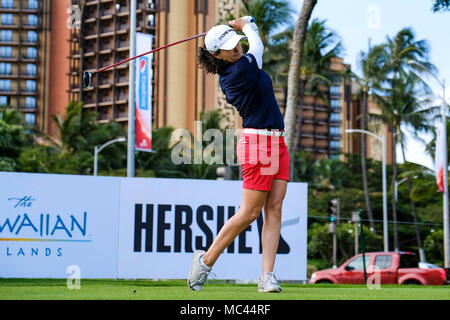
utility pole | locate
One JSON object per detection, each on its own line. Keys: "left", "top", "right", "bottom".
{"left": 127, "top": 0, "right": 137, "bottom": 177}
{"left": 352, "top": 211, "right": 360, "bottom": 255}
{"left": 441, "top": 78, "right": 449, "bottom": 268}
{"left": 328, "top": 199, "right": 339, "bottom": 268}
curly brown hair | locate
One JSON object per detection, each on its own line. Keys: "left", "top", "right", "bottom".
{"left": 197, "top": 45, "right": 225, "bottom": 74}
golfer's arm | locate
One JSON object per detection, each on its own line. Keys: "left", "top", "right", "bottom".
{"left": 242, "top": 22, "right": 263, "bottom": 69}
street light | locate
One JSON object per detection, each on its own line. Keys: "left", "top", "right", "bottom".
{"left": 394, "top": 178, "right": 408, "bottom": 205}
{"left": 94, "top": 137, "right": 127, "bottom": 176}
{"left": 345, "top": 129, "right": 389, "bottom": 252}
{"left": 430, "top": 76, "right": 449, "bottom": 269}
{"left": 407, "top": 61, "right": 449, "bottom": 267}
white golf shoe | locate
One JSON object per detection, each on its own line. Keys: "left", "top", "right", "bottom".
{"left": 258, "top": 272, "right": 282, "bottom": 293}
{"left": 187, "top": 250, "right": 212, "bottom": 291}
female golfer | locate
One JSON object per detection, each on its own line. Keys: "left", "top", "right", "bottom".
{"left": 187, "top": 17, "right": 289, "bottom": 293}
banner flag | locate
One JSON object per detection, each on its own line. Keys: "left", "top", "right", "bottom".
{"left": 135, "top": 33, "right": 154, "bottom": 152}
{"left": 435, "top": 122, "right": 444, "bottom": 192}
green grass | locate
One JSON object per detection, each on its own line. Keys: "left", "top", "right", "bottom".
{"left": 0, "top": 279, "right": 449, "bottom": 300}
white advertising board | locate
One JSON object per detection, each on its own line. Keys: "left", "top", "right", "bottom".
{"left": 0, "top": 172, "right": 307, "bottom": 280}
{"left": 0, "top": 172, "right": 120, "bottom": 278}
{"left": 117, "top": 178, "right": 307, "bottom": 281}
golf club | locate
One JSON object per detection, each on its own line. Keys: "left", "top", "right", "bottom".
{"left": 82, "top": 32, "right": 207, "bottom": 89}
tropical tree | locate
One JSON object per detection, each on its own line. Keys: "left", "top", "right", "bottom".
{"left": 52, "top": 101, "right": 126, "bottom": 169}
{"left": 370, "top": 27, "right": 436, "bottom": 252}
{"left": 239, "top": 0, "right": 294, "bottom": 47}
{"left": 432, "top": 0, "right": 450, "bottom": 12}
{"left": 372, "top": 72, "right": 434, "bottom": 253}
{"left": 284, "top": 0, "right": 317, "bottom": 159}
{"left": 0, "top": 119, "right": 26, "bottom": 171}
{"left": 356, "top": 42, "right": 388, "bottom": 233}
{"left": 224, "top": 0, "right": 294, "bottom": 84}
{"left": 168, "top": 109, "right": 237, "bottom": 180}
{"left": 290, "top": 18, "right": 343, "bottom": 179}
{"left": 0, "top": 108, "right": 23, "bottom": 125}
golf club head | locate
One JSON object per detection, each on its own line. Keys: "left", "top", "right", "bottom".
{"left": 82, "top": 71, "right": 95, "bottom": 89}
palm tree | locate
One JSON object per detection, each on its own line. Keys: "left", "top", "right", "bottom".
{"left": 0, "top": 108, "right": 23, "bottom": 125}
{"left": 290, "top": 19, "right": 343, "bottom": 179}
{"left": 225, "top": 0, "right": 294, "bottom": 84}
{"left": 356, "top": 42, "right": 388, "bottom": 233}
{"left": 239, "top": 0, "right": 294, "bottom": 48}
{"left": 372, "top": 72, "right": 434, "bottom": 254}
{"left": 52, "top": 101, "right": 126, "bottom": 173}
{"left": 284, "top": 0, "right": 317, "bottom": 158}
{"left": 371, "top": 27, "right": 436, "bottom": 251}
{"left": 432, "top": 0, "right": 450, "bottom": 12}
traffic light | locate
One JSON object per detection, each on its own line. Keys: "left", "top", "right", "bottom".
{"left": 328, "top": 198, "right": 339, "bottom": 215}
{"left": 328, "top": 198, "right": 339, "bottom": 234}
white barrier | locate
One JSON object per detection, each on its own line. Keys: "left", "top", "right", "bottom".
{"left": 0, "top": 172, "right": 307, "bottom": 280}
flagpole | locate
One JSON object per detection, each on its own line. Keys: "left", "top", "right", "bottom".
{"left": 442, "top": 78, "right": 449, "bottom": 268}
{"left": 127, "top": 0, "right": 137, "bottom": 177}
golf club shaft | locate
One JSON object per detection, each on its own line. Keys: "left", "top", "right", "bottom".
{"left": 95, "top": 32, "right": 207, "bottom": 74}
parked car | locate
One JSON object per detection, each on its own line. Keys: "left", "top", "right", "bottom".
{"left": 309, "top": 251, "right": 449, "bottom": 285}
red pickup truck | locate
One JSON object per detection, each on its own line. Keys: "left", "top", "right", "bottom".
{"left": 309, "top": 251, "right": 449, "bottom": 285}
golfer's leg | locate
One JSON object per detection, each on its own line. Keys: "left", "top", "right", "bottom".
{"left": 202, "top": 188, "right": 268, "bottom": 267}
{"left": 261, "top": 179, "right": 288, "bottom": 275}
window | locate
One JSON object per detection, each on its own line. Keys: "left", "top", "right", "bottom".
{"left": 0, "top": 95, "right": 8, "bottom": 106}
{"left": 147, "top": 14, "right": 155, "bottom": 26}
{"left": 0, "top": 46, "right": 12, "bottom": 57}
{"left": 330, "top": 112, "right": 340, "bottom": 122}
{"left": 330, "top": 140, "right": 340, "bottom": 149}
{"left": 0, "top": 79, "right": 11, "bottom": 91}
{"left": 330, "top": 126, "right": 340, "bottom": 136}
{"left": 28, "top": 14, "right": 38, "bottom": 26}
{"left": 27, "top": 31, "right": 38, "bottom": 42}
{"left": 1, "top": 0, "right": 14, "bottom": 9}
{"left": 332, "top": 75, "right": 341, "bottom": 84}
{"left": 25, "top": 80, "right": 36, "bottom": 91}
{"left": 1, "top": 30, "right": 13, "bottom": 42}
{"left": 1, "top": 14, "right": 13, "bottom": 25}
{"left": 331, "top": 99, "right": 340, "bottom": 109}
{"left": 28, "top": 0, "right": 38, "bottom": 9}
{"left": 25, "top": 113, "right": 35, "bottom": 125}
{"left": 399, "top": 254, "right": 419, "bottom": 268}
{"left": 0, "top": 62, "right": 11, "bottom": 75}
{"left": 346, "top": 256, "right": 370, "bottom": 270}
{"left": 25, "top": 97, "right": 35, "bottom": 109}
{"left": 374, "top": 255, "right": 393, "bottom": 269}
{"left": 330, "top": 85, "right": 340, "bottom": 96}
{"left": 26, "top": 47, "right": 37, "bottom": 58}
{"left": 26, "top": 63, "right": 37, "bottom": 75}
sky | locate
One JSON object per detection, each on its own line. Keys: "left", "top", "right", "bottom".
{"left": 287, "top": 0, "right": 450, "bottom": 170}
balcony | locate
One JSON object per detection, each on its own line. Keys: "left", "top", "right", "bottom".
{"left": 0, "top": 56, "right": 17, "bottom": 62}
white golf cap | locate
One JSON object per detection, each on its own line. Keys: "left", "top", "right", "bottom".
{"left": 204, "top": 25, "right": 246, "bottom": 53}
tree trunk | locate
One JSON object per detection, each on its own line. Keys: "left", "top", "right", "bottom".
{"left": 400, "top": 140, "right": 426, "bottom": 262}
{"left": 290, "top": 78, "right": 307, "bottom": 180}
{"left": 361, "top": 89, "right": 376, "bottom": 233}
{"left": 284, "top": 0, "right": 317, "bottom": 163}
{"left": 391, "top": 127, "right": 399, "bottom": 252}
